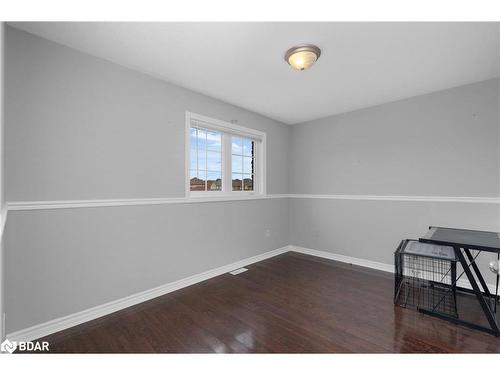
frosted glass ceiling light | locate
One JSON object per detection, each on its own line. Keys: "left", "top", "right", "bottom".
{"left": 284, "top": 44, "right": 321, "bottom": 71}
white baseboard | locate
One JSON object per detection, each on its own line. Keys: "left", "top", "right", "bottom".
{"left": 290, "top": 245, "right": 394, "bottom": 273}
{"left": 7, "top": 245, "right": 291, "bottom": 343}
{"left": 290, "top": 245, "right": 497, "bottom": 294}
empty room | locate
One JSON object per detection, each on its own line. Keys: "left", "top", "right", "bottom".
{"left": 1, "top": 7, "right": 500, "bottom": 368}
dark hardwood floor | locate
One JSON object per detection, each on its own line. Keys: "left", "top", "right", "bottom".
{"left": 25, "top": 252, "right": 500, "bottom": 353}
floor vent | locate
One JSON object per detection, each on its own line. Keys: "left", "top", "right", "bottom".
{"left": 229, "top": 268, "right": 248, "bottom": 275}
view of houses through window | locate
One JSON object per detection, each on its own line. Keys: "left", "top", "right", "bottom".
{"left": 189, "top": 127, "right": 222, "bottom": 191}
{"left": 189, "top": 126, "right": 255, "bottom": 193}
{"left": 231, "top": 136, "right": 254, "bottom": 191}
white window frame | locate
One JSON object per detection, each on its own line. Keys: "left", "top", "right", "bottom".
{"left": 185, "top": 111, "right": 266, "bottom": 198}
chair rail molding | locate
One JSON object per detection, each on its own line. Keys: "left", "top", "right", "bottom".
{"left": 7, "top": 194, "right": 500, "bottom": 211}
{"left": 286, "top": 194, "right": 500, "bottom": 204}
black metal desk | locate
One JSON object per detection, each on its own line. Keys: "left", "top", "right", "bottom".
{"left": 419, "top": 226, "right": 500, "bottom": 336}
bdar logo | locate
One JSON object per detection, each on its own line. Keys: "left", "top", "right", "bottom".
{"left": 1, "top": 339, "right": 17, "bottom": 354}
{"left": 1, "top": 339, "right": 49, "bottom": 353}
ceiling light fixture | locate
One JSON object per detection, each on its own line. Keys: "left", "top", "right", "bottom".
{"left": 284, "top": 44, "right": 321, "bottom": 71}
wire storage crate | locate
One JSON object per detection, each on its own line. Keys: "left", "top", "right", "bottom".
{"left": 394, "top": 239, "right": 458, "bottom": 318}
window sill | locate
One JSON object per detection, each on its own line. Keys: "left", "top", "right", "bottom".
{"left": 186, "top": 193, "right": 269, "bottom": 203}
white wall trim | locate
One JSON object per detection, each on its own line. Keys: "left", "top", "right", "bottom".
{"left": 186, "top": 111, "right": 266, "bottom": 140}
{"left": 287, "top": 194, "right": 500, "bottom": 204}
{"left": 0, "top": 207, "right": 6, "bottom": 237}
{"left": 7, "top": 245, "right": 291, "bottom": 343}
{"left": 7, "top": 194, "right": 289, "bottom": 211}
{"left": 7, "top": 193, "right": 500, "bottom": 211}
{"left": 290, "top": 245, "right": 395, "bottom": 273}
{"left": 290, "top": 245, "right": 497, "bottom": 294}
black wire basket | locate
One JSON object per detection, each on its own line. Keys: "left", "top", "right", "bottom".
{"left": 394, "top": 239, "right": 458, "bottom": 318}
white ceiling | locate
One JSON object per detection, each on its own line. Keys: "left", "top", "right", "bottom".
{"left": 9, "top": 22, "right": 500, "bottom": 124}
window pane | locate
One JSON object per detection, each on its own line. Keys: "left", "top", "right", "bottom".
{"left": 199, "top": 169, "right": 207, "bottom": 179}
{"left": 197, "top": 149, "right": 206, "bottom": 171}
{"left": 190, "top": 170, "right": 206, "bottom": 191}
{"left": 243, "top": 174, "right": 254, "bottom": 191}
{"left": 206, "top": 131, "right": 221, "bottom": 152}
{"left": 232, "top": 154, "right": 243, "bottom": 173}
{"left": 190, "top": 128, "right": 198, "bottom": 144}
{"left": 242, "top": 138, "right": 254, "bottom": 157}
{"left": 243, "top": 156, "right": 254, "bottom": 175}
{"left": 207, "top": 171, "right": 222, "bottom": 191}
{"left": 207, "top": 151, "right": 222, "bottom": 172}
{"left": 232, "top": 174, "right": 243, "bottom": 191}
{"left": 197, "top": 129, "right": 207, "bottom": 150}
{"left": 190, "top": 146, "right": 197, "bottom": 170}
{"left": 232, "top": 136, "right": 243, "bottom": 154}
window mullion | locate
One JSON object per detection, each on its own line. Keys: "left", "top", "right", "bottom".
{"left": 205, "top": 131, "right": 208, "bottom": 191}
{"left": 254, "top": 142, "right": 259, "bottom": 194}
{"left": 223, "top": 133, "right": 232, "bottom": 193}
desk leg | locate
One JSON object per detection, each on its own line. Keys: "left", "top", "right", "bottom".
{"left": 463, "top": 248, "right": 492, "bottom": 303}
{"left": 455, "top": 247, "right": 499, "bottom": 334}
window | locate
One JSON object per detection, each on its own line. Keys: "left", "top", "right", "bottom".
{"left": 189, "top": 128, "right": 222, "bottom": 191}
{"left": 186, "top": 112, "right": 266, "bottom": 197}
{"left": 231, "top": 137, "right": 254, "bottom": 191}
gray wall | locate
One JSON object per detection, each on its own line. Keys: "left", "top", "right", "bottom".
{"left": 4, "top": 26, "right": 290, "bottom": 334}
{"left": 290, "top": 79, "right": 500, "bottom": 197}
{"left": 5, "top": 26, "right": 290, "bottom": 201}
{"left": 290, "top": 198, "right": 499, "bottom": 264}
{"left": 6, "top": 200, "right": 289, "bottom": 333}
{"left": 290, "top": 79, "right": 500, "bottom": 282}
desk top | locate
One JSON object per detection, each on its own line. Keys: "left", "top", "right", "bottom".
{"left": 420, "top": 227, "right": 500, "bottom": 253}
